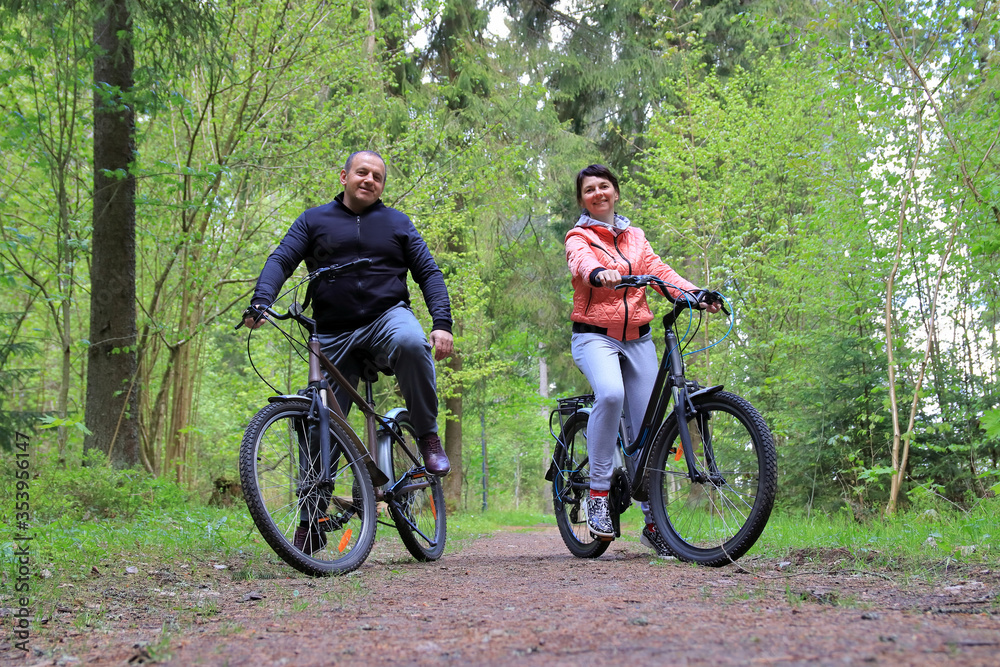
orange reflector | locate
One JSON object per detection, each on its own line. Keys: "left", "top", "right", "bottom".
{"left": 430, "top": 496, "right": 437, "bottom": 520}
{"left": 338, "top": 529, "right": 352, "bottom": 552}
{"left": 674, "top": 447, "right": 683, "bottom": 462}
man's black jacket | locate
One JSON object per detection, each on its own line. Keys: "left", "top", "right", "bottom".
{"left": 252, "top": 194, "right": 452, "bottom": 334}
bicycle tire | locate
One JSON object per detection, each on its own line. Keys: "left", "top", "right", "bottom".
{"left": 388, "top": 411, "right": 446, "bottom": 561}
{"left": 552, "top": 412, "right": 610, "bottom": 559}
{"left": 647, "top": 391, "right": 776, "bottom": 566}
{"left": 240, "top": 400, "right": 377, "bottom": 576}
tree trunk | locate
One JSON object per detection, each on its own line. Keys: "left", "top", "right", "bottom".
{"left": 57, "top": 176, "right": 73, "bottom": 465}
{"left": 443, "top": 352, "right": 463, "bottom": 507}
{"left": 85, "top": 0, "right": 139, "bottom": 468}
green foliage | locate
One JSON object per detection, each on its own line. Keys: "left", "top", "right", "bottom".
{"left": 1, "top": 0, "right": 998, "bottom": 516}
{"left": 0, "top": 450, "right": 194, "bottom": 523}
{"left": 0, "top": 313, "right": 37, "bottom": 450}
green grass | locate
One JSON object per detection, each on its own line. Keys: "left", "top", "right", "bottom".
{"left": 749, "top": 498, "right": 1000, "bottom": 566}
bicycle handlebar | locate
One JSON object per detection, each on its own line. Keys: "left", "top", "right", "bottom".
{"left": 615, "top": 275, "right": 729, "bottom": 316}
{"left": 235, "top": 259, "right": 373, "bottom": 330}
{"left": 312, "top": 257, "right": 372, "bottom": 280}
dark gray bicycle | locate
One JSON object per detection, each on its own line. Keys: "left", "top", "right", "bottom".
{"left": 547, "top": 276, "right": 777, "bottom": 565}
{"left": 237, "top": 260, "right": 445, "bottom": 576}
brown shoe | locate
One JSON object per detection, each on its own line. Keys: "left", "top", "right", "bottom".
{"left": 417, "top": 433, "right": 450, "bottom": 477}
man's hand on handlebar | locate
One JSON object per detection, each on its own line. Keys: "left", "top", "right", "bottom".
{"left": 429, "top": 330, "right": 454, "bottom": 361}
{"left": 239, "top": 304, "right": 269, "bottom": 330}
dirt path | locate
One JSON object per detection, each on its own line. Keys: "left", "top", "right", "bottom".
{"left": 14, "top": 526, "right": 1000, "bottom": 666}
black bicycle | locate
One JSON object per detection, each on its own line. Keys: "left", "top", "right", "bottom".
{"left": 547, "top": 276, "right": 777, "bottom": 565}
{"left": 237, "top": 260, "right": 446, "bottom": 576}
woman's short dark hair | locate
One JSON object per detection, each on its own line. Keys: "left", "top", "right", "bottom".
{"left": 576, "top": 164, "right": 620, "bottom": 207}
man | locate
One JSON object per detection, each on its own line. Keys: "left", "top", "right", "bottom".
{"left": 243, "top": 151, "right": 453, "bottom": 482}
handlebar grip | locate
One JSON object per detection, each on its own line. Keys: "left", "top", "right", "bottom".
{"left": 695, "top": 290, "right": 730, "bottom": 316}
{"left": 236, "top": 304, "right": 268, "bottom": 330}
{"left": 317, "top": 258, "right": 373, "bottom": 279}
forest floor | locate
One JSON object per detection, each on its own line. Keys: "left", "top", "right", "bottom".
{"left": 6, "top": 524, "right": 1000, "bottom": 666}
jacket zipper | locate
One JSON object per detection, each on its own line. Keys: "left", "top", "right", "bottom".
{"left": 355, "top": 215, "right": 365, "bottom": 318}
{"left": 613, "top": 234, "right": 633, "bottom": 341}
{"left": 586, "top": 241, "right": 613, "bottom": 320}
{"left": 589, "top": 241, "right": 616, "bottom": 262}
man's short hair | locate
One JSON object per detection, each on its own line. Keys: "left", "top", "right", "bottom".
{"left": 344, "top": 150, "right": 386, "bottom": 175}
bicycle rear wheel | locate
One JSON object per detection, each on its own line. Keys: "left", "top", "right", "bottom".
{"left": 240, "top": 400, "right": 377, "bottom": 576}
{"left": 647, "top": 391, "right": 776, "bottom": 566}
{"left": 388, "top": 411, "right": 446, "bottom": 561}
{"left": 552, "top": 412, "right": 610, "bottom": 559}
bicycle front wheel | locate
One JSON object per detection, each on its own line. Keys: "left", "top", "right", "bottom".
{"left": 552, "top": 412, "right": 610, "bottom": 559}
{"left": 389, "top": 411, "right": 446, "bottom": 561}
{"left": 240, "top": 400, "right": 377, "bottom": 576}
{"left": 647, "top": 391, "right": 776, "bottom": 566}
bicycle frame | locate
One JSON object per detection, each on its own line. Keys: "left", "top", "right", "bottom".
{"left": 299, "top": 318, "right": 436, "bottom": 500}
{"left": 239, "top": 260, "right": 447, "bottom": 572}
{"left": 549, "top": 278, "right": 726, "bottom": 505}
{"left": 257, "top": 293, "right": 433, "bottom": 496}
{"left": 625, "top": 320, "right": 724, "bottom": 500}
{"left": 286, "top": 315, "right": 444, "bottom": 547}
{"left": 303, "top": 334, "right": 438, "bottom": 546}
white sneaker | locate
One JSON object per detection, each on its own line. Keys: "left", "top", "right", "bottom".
{"left": 587, "top": 494, "right": 614, "bottom": 537}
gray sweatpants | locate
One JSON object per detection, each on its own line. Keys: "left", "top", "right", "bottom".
{"left": 571, "top": 331, "right": 657, "bottom": 521}
{"left": 318, "top": 303, "right": 439, "bottom": 437}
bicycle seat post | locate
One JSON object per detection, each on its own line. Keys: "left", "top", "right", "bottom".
{"left": 362, "top": 373, "right": 380, "bottom": 475}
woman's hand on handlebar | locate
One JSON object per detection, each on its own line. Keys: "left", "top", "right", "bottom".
{"left": 694, "top": 289, "right": 726, "bottom": 314}
{"left": 595, "top": 269, "right": 623, "bottom": 288}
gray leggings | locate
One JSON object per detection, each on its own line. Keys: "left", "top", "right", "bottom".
{"left": 571, "top": 331, "right": 657, "bottom": 521}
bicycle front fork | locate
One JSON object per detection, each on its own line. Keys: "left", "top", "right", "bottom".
{"left": 672, "top": 385, "right": 719, "bottom": 484}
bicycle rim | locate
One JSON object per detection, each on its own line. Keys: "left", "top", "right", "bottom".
{"left": 552, "top": 413, "right": 610, "bottom": 559}
{"left": 389, "top": 411, "right": 446, "bottom": 561}
{"left": 647, "top": 391, "right": 776, "bottom": 566}
{"left": 240, "top": 401, "right": 377, "bottom": 576}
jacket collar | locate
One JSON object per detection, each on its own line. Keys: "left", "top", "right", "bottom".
{"left": 575, "top": 212, "right": 631, "bottom": 234}
{"left": 334, "top": 192, "right": 384, "bottom": 216}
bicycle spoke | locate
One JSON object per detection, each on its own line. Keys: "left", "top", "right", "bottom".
{"left": 240, "top": 402, "right": 377, "bottom": 576}
{"left": 389, "top": 412, "right": 446, "bottom": 561}
{"left": 648, "top": 392, "right": 776, "bottom": 566}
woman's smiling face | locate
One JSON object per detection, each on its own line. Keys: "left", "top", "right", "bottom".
{"left": 579, "top": 175, "right": 619, "bottom": 222}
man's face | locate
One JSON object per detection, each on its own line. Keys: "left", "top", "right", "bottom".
{"left": 340, "top": 153, "right": 386, "bottom": 212}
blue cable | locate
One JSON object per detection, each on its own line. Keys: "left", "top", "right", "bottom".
{"left": 682, "top": 293, "right": 734, "bottom": 357}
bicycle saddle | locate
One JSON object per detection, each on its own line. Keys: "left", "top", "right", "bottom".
{"left": 351, "top": 349, "right": 395, "bottom": 383}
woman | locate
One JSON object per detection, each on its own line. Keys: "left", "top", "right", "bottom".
{"left": 565, "top": 164, "right": 719, "bottom": 554}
